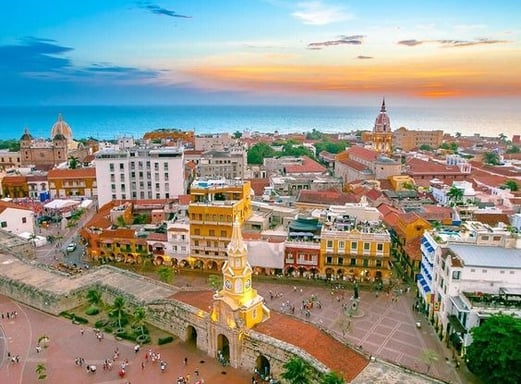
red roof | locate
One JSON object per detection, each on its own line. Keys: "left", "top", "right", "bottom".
{"left": 172, "top": 290, "right": 368, "bottom": 381}
{"left": 407, "top": 158, "right": 462, "bottom": 175}
{"left": 347, "top": 146, "right": 379, "bottom": 162}
{"left": 47, "top": 167, "right": 96, "bottom": 178}
{"left": 297, "top": 189, "right": 359, "bottom": 205}
{"left": 284, "top": 156, "right": 326, "bottom": 174}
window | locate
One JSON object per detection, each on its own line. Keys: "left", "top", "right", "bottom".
{"left": 209, "top": 229, "right": 215, "bottom": 236}
{"left": 482, "top": 269, "right": 487, "bottom": 273}
{"left": 164, "top": 162, "right": 168, "bottom": 170}
{"left": 351, "top": 241, "right": 357, "bottom": 250}
{"left": 119, "top": 163, "right": 124, "bottom": 170}
{"left": 220, "top": 230, "right": 226, "bottom": 237}
{"left": 22, "top": 217, "right": 27, "bottom": 224}
{"left": 339, "top": 241, "right": 345, "bottom": 250}
{"left": 363, "top": 259, "right": 369, "bottom": 267}
{"left": 376, "top": 259, "right": 382, "bottom": 267}
{"left": 338, "top": 257, "right": 343, "bottom": 265}
{"left": 452, "top": 271, "right": 461, "bottom": 280}
{"left": 1, "top": 221, "right": 7, "bottom": 228}
{"left": 326, "top": 256, "right": 332, "bottom": 264}
{"left": 350, "top": 258, "right": 356, "bottom": 266}
{"left": 109, "top": 163, "right": 115, "bottom": 172}
{"left": 481, "top": 235, "right": 489, "bottom": 241}
{"left": 363, "top": 242, "right": 370, "bottom": 250}
{"left": 493, "top": 236, "right": 501, "bottom": 241}
{"left": 327, "top": 240, "right": 333, "bottom": 248}
{"left": 377, "top": 243, "right": 383, "bottom": 252}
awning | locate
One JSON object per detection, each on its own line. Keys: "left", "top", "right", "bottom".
{"left": 448, "top": 314, "right": 466, "bottom": 333}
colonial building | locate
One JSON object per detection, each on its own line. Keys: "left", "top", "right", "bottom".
{"left": 19, "top": 114, "right": 75, "bottom": 169}
{"left": 197, "top": 148, "right": 246, "bottom": 180}
{"left": 94, "top": 145, "right": 185, "bottom": 207}
{"left": 0, "top": 199, "right": 34, "bottom": 235}
{"left": 393, "top": 127, "right": 444, "bottom": 152}
{"left": 188, "top": 179, "right": 253, "bottom": 270}
{"left": 320, "top": 212, "right": 392, "bottom": 283}
{"left": 47, "top": 168, "right": 97, "bottom": 199}
{"left": 361, "top": 99, "right": 393, "bottom": 155}
{"left": 0, "top": 150, "right": 21, "bottom": 171}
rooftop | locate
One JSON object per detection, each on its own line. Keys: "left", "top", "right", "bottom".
{"left": 449, "top": 244, "right": 521, "bottom": 269}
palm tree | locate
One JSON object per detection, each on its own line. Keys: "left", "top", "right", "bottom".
{"left": 281, "top": 357, "right": 313, "bottom": 384}
{"left": 36, "top": 363, "right": 47, "bottom": 380}
{"left": 498, "top": 133, "right": 507, "bottom": 143}
{"left": 208, "top": 274, "right": 223, "bottom": 291}
{"left": 133, "top": 306, "right": 147, "bottom": 338}
{"left": 68, "top": 156, "right": 79, "bottom": 169}
{"left": 111, "top": 296, "right": 126, "bottom": 328}
{"left": 320, "top": 371, "right": 345, "bottom": 384}
{"left": 86, "top": 288, "right": 103, "bottom": 309}
{"left": 483, "top": 151, "right": 500, "bottom": 165}
{"left": 446, "top": 186, "right": 464, "bottom": 205}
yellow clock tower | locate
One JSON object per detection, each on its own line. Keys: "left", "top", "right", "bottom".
{"left": 211, "top": 218, "right": 270, "bottom": 329}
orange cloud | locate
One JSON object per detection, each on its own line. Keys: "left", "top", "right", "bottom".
{"left": 181, "top": 52, "right": 521, "bottom": 99}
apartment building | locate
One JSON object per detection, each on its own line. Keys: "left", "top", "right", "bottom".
{"left": 94, "top": 146, "right": 185, "bottom": 207}
{"left": 393, "top": 127, "right": 443, "bottom": 152}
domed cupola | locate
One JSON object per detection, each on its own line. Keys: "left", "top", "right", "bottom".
{"left": 20, "top": 128, "right": 33, "bottom": 141}
{"left": 51, "top": 113, "right": 73, "bottom": 143}
{"left": 373, "top": 98, "right": 391, "bottom": 133}
{"left": 53, "top": 133, "right": 67, "bottom": 141}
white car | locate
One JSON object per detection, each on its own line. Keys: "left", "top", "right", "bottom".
{"left": 66, "top": 242, "right": 77, "bottom": 253}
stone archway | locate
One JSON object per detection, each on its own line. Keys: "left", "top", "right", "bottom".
{"left": 217, "top": 334, "right": 230, "bottom": 365}
{"left": 255, "top": 354, "right": 271, "bottom": 379}
{"left": 185, "top": 325, "right": 197, "bottom": 348}
{"left": 207, "top": 261, "right": 219, "bottom": 270}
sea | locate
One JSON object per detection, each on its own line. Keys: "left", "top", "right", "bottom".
{"left": 0, "top": 104, "right": 519, "bottom": 141}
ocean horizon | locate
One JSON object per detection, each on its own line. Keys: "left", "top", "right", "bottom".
{"left": 0, "top": 104, "right": 519, "bottom": 142}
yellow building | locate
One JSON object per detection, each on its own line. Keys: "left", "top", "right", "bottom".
{"left": 320, "top": 221, "right": 392, "bottom": 283}
{"left": 363, "top": 99, "right": 393, "bottom": 155}
{"left": 188, "top": 179, "right": 252, "bottom": 270}
{"left": 393, "top": 127, "right": 443, "bottom": 152}
{"left": 211, "top": 218, "right": 270, "bottom": 329}
{"left": 389, "top": 175, "right": 416, "bottom": 191}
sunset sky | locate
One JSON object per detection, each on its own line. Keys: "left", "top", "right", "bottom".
{"left": 1, "top": 0, "right": 520, "bottom": 106}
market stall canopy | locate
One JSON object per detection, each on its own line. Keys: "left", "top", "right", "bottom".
{"left": 44, "top": 199, "right": 80, "bottom": 211}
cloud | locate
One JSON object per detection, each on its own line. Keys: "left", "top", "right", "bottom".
{"left": 308, "top": 35, "right": 364, "bottom": 49}
{"left": 398, "top": 37, "right": 509, "bottom": 48}
{"left": 292, "top": 1, "right": 352, "bottom": 25}
{"left": 357, "top": 55, "right": 373, "bottom": 60}
{"left": 398, "top": 39, "right": 423, "bottom": 47}
{"left": 137, "top": 1, "right": 191, "bottom": 18}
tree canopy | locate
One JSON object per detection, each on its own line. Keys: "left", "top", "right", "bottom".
{"left": 466, "top": 313, "right": 521, "bottom": 384}
{"left": 0, "top": 139, "right": 20, "bottom": 152}
{"left": 314, "top": 140, "right": 349, "bottom": 154}
{"left": 281, "top": 357, "right": 313, "bottom": 384}
{"left": 504, "top": 180, "right": 519, "bottom": 191}
{"left": 483, "top": 151, "right": 501, "bottom": 165}
{"left": 247, "top": 142, "right": 277, "bottom": 164}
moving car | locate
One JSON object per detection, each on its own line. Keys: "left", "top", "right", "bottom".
{"left": 66, "top": 242, "right": 77, "bottom": 253}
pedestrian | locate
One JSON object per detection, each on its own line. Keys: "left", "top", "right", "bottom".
{"left": 184, "top": 356, "right": 188, "bottom": 365}
{"left": 141, "top": 361, "right": 145, "bottom": 370}
{"left": 80, "top": 327, "right": 84, "bottom": 335}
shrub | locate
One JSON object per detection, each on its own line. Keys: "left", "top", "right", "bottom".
{"left": 103, "top": 326, "right": 113, "bottom": 334}
{"left": 134, "top": 325, "right": 149, "bottom": 335}
{"left": 72, "top": 315, "right": 89, "bottom": 324}
{"left": 158, "top": 336, "right": 174, "bottom": 345}
{"left": 95, "top": 319, "right": 109, "bottom": 328}
{"left": 85, "top": 306, "right": 100, "bottom": 316}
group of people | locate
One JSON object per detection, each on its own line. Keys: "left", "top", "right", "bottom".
{"left": 0, "top": 310, "right": 18, "bottom": 320}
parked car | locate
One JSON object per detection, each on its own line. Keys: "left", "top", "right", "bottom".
{"left": 66, "top": 242, "right": 77, "bottom": 253}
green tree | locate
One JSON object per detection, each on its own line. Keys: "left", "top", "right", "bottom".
{"left": 281, "top": 357, "right": 313, "bottom": 384}
{"left": 455, "top": 132, "right": 462, "bottom": 138}
{"left": 314, "top": 140, "right": 349, "bottom": 154}
{"left": 36, "top": 363, "right": 47, "bottom": 380}
{"left": 506, "top": 145, "right": 520, "bottom": 154}
{"left": 305, "top": 129, "right": 323, "bottom": 140}
{"left": 504, "top": 180, "right": 518, "bottom": 191}
{"left": 498, "top": 133, "right": 507, "bottom": 143}
{"left": 157, "top": 266, "right": 173, "bottom": 284}
{"left": 208, "top": 274, "right": 223, "bottom": 290}
{"left": 419, "top": 144, "right": 433, "bottom": 151}
{"left": 466, "top": 313, "right": 521, "bottom": 384}
{"left": 320, "top": 371, "right": 344, "bottom": 384}
{"left": 68, "top": 156, "right": 79, "bottom": 169}
{"left": 232, "top": 130, "right": 242, "bottom": 139}
{"left": 111, "top": 296, "right": 126, "bottom": 328}
{"left": 446, "top": 186, "right": 464, "bottom": 205}
{"left": 86, "top": 288, "right": 103, "bottom": 309}
{"left": 132, "top": 306, "right": 147, "bottom": 337}
{"left": 483, "top": 151, "right": 501, "bottom": 165}
{"left": 247, "top": 142, "right": 277, "bottom": 164}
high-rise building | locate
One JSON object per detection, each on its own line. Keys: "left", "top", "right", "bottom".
{"left": 94, "top": 146, "right": 185, "bottom": 207}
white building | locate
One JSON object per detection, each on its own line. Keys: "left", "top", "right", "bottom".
{"left": 435, "top": 244, "right": 521, "bottom": 355}
{"left": 0, "top": 200, "right": 35, "bottom": 235}
{"left": 166, "top": 221, "right": 190, "bottom": 266}
{"left": 94, "top": 146, "right": 185, "bottom": 207}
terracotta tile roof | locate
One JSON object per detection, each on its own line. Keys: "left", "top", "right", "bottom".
{"left": 172, "top": 290, "right": 368, "bottom": 381}
{"left": 407, "top": 158, "right": 462, "bottom": 175}
{"left": 247, "top": 178, "right": 270, "bottom": 198}
{"left": 0, "top": 200, "right": 33, "bottom": 213}
{"left": 146, "top": 232, "right": 168, "bottom": 242}
{"left": 178, "top": 195, "right": 191, "bottom": 205}
{"left": 318, "top": 151, "right": 336, "bottom": 162}
{"left": 99, "top": 228, "right": 136, "bottom": 239}
{"left": 297, "top": 189, "right": 359, "bottom": 205}
{"left": 420, "top": 205, "right": 453, "bottom": 222}
{"left": 404, "top": 236, "right": 422, "bottom": 261}
{"left": 337, "top": 158, "right": 369, "bottom": 172}
{"left": 364, "top": 188, "right": 382, "bottom": 202}
{"left": 83, "top": 154, "right": 95, "bottom": 163}
{"left": 47, "top": 167, "right": 96, "bottom": 178}
{"left": 473, "top": 213, "right": 511, "bottom": 226}
{"left": 377, "top": 178, "right": 394, "bottom": 190}
{"left": 347, "top": 146, "right": 379, "bottom": 162}
{"left": 284, "top": 156, "right": 326, "bottom": 174}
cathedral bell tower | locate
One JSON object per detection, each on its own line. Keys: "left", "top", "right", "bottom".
{"left": 211, "top": 217, "right": 270, "bottom": 329}
{"left": 371, "top": 98, "right": 393, "bottom": 155}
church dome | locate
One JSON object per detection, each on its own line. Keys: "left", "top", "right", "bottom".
{"left": 373, "top": 99, "right": 391, "bottom": 133}
{"left": 20, "top": 128, "right": 33, "bottom": 141}
{"left": 51, "top": 113, "right": 73, "bottom": 142}
{"left": 53, "top": 133, "right": 67, "bottom": 141}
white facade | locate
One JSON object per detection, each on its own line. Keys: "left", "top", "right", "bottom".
{"left": 0, "top": 205, "right": 35, "bottom": 235}
{"left": 95, "top": 146, "right": 185, "bottom": 207}
{"left": 166, "top": 222, "right": 190, "bottom": 264}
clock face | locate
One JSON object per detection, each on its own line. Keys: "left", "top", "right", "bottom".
{"left": 225, "top": 280, "right": 232, "bottom": 289}
{"left": 245, "top": 279, "right": 251, "bottom": 289}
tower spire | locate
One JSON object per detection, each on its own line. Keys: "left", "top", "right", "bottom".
{"left": 381, "top": 97, "right": 386, "bottom": 112}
